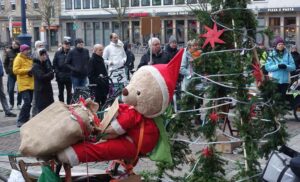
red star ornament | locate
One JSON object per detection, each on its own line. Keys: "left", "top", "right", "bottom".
{"left": 200, "top": 22, "right": 225, "bottom": 49}
{"left": 209, "top": 112, "right": 219, "bottom": 123}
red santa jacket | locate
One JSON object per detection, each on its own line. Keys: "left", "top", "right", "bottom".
{"left": 111, "top": 104, "right": 160, "bottom": 154}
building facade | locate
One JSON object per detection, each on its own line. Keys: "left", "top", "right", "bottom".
{"left": 59, "top": 0, "right": 201, "bottom": 46}
{"left": 248, "top": 0, "right": 300, "bottom": 48}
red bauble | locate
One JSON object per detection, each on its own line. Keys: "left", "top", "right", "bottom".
{"left": 209, "top": 112, "right": 219, "bottom": 123}
{"left": 202, "top": 146, "right": 213, "bottom": 157}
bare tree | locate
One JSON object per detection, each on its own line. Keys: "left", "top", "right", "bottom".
{"left": 27, "top": 0, "right": 60, "bottom": 51}
{"left": 102, "top": 0, "right": 129, "bottom": 40}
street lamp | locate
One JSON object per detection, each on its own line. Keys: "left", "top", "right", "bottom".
{"left": 17, "top": 0, "right": 32, "bottom": 46}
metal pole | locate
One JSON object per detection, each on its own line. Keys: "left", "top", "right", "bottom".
{"left": 17, "top": 0, "right": 32, "bottom": 46}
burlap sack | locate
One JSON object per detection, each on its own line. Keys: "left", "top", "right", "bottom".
{"left": 19, "top": 101, "right": 98, "bottom": 157}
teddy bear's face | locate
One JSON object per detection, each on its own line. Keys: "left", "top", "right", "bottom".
{"left": 122, "top": 70, "right": 163, "bottom": 118}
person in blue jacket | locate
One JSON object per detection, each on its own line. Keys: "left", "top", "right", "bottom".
{"left": 265, "top": 36, "right": 295, "bottom": 100}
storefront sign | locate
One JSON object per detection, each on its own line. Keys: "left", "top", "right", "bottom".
{"left": 267, "top": 7, "right": 294, "bottom": 12}
{"left": 128, "top": 12, "right": 149, "bottom": 18}
{"left": 167, "top": 11, "right": 190, "bottom": 16}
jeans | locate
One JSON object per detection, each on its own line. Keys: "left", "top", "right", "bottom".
{"left": 7, "top": 74, "right": 22, "bottom": 106}
{"left": 17, "top": 90, "right": 33, "bottom": 124}
{"left": 71, "top": 77, "right": 87, "bottom": 91}
{"left": 57, "top": 80, "right": 72, "bottom": 104}
{"left": 0, "top": 76, "right": 10, "bottom": 113}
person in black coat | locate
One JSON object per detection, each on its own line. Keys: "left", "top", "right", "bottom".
{"left": 31, "top": 49, "right": 54, "bottom": 113}
{"left": 123, "top": 42, "right": 135, "bottom": 80}
{"left": 66, "top": 38, "right": 90, "bottom": 91}
{"left": 138, "top": 37, "right": 171, "bottom": 69}
{"left": 53, "top": 39, "right": 72, "bottom": 104}
{"left": 88, "top": 44, "right": 109, "bottom": 108}
{"left": 165, "top": 35, "right": 179, "bottom": 59}
{"left": 291, "top": 45, "right": 300, "bottom": 82}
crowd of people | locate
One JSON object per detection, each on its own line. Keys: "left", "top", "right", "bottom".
{"left": 0, "top": 33, "right": 299, "bottom": 127}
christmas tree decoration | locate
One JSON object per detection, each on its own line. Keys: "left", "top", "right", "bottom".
{"left": 252, "top": 63, "right": 263, "bottom": 86}
{"left": 200, "top": 22, "right": 225, "bottom": 49}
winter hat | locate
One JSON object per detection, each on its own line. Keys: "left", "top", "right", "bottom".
{"left": 38, "top": 48, "right": 47, "bottom": 56}
{"left": 138, "top": 48, "right": 184, "bottom": 116}
{"left": 169, "top": 35, "right": 177, "bottom": 43}
{"left": 273, "top": 36, "right": 284, "bottom": 47}
{"left": 20, "top": 44, "right": 30, "bottom": 52}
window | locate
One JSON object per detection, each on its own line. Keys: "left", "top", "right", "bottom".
{"left": 164, "top": 0, "right": 172, "bottom": 5}
{"left": 92, "top": 0, "right": 99, "bottom": 8}
{"left": 188, "top": 20, "right": 197, "bottom": 39}
{"left": 122, "top": 22, "right": 129, "bottom": 41}
{"left": 93, "top": 22, "right": 100, "bottom": 43}
{"left": 269, "top": 17, "right": 280, "bottom": 37}
{"left": 74, "top": 0, "right": 81, "bottom": 9}
{"left": 131, "top": 0, "right": 139, "bottom": 6}
{"left": 10, "top": 0, "right": 16, "bottom": 10}
{"left": 65, "top": 0, "right": 72, "bottom": 9}
{"left": 121, "top": 0, "right": 129, "bottom": 7}
{"left": 152, "top": 0, "right": 161, "bottom": 6}
{"left": 50, "top": 6, "right": 55, "bottom": 18}
{"left": 112, "top": 22, "right": 120, "bottom": 35}
{"left": 141, "top": 0, "right": 149, "bottom": 6}
{"left": 164, "top": 20, "right": 173, "bottom": 43}
{"left": 84, "top": 22, "right": 93, "bottom": 46}
{"left": 83, "top": 0, "right": 90, "bottom": 9}
{"left": 103, "top": 22, "right": 110, "bottom": 46}
{"left": 175, "top": 0, "right": 184, "bottom": 4}
{"left": 101, "top": 0, "right": 109, "bottom": 8}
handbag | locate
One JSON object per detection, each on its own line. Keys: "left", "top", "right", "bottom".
{"left": 262, "top": 145, "right": 300, "bottom": 182}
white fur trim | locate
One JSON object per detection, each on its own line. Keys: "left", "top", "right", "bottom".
{"left": 61, "top": 147, "right": 79, "bottom": 166}
{"left": 111, "top": 119, "right": 126, "bottom": 135}
{"left": 139, "top": 66, "right": 169, "bottom": 118}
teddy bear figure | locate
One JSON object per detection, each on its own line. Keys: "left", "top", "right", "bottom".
{"left": 57, "top": 49, "right": 184, "bottom": 166}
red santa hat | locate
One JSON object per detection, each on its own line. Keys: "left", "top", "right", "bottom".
{"left": 138, "top": 48, "right": 184, "bottom": 117}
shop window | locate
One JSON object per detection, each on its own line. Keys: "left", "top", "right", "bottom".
{"left": 83, "top": 0, "right": 90, "bottom": 9}
{"left": 132, "top": 21, "right": 140, "bottom": 44}
{"left": 188, "top": 20, "right": 197, "bottom": 39}
{"left": 164, "top": 0, "right": 172, "bottom": 5}
{"left": 84, "top": 22, "right": 93, "bottom": 46}
{"left": 101, "top": 0, "right": 109, "bottom": 8}
{"left": 164, "top": 20, "right": 173, "bottom": 43}
{"left": 103, "top": 22, "right": 110, "bottom": 46}
{"left": 122, "top": 22, "right": 129, "bottom": 42}
{"left": 269, "top": 17, "right": 280, "bottom": 37}
{"left": 131, "top": 0, "right": 139, "bottom": 6}
{"left": 284, "top": 17, "right": 296, "bottom": 46}
{"left": 93, "top": 22, "right": 100, "bottom": 44}
{"left": 152, "top": 0, "right": 161, "bottom": 6}
{"left": 112, "top": 22, "right": 120, "bottom": 36}
{"left": 65, "top": 0, "right": 72, "bottom": 9}
{"left": 141, "top": 0, "right": 149, "bottom": 6}
{"left": 176, "top": 20, "right": 185, "bottom": 43}
{"left": 175, "top": 0, "right": 184, "bottom": 5}
{"left": 74, "top": 0, "right": 81, "bottom": 9}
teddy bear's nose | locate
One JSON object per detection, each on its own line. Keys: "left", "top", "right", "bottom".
{"left": 122, "top": 88, "right": 129, "bottom": 96}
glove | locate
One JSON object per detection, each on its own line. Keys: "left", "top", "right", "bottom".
{"left": 278, "top": 64, "right": 287, "bottom": 69}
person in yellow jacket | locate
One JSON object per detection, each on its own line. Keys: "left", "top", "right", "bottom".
{"left": 13, "top": 44, "right": 34, "bottom": 127}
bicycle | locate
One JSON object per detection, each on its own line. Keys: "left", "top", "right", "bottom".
{"left": 70, "top": 84, "right": 97, "bottom": 104}
{"left": 287, "top": 73, "right": 300, "bottom": 121}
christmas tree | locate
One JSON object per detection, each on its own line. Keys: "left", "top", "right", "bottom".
{"left": 150, "top": 0, "right": 289, "bottom": 181}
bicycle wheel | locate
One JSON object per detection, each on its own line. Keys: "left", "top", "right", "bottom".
{"left": 71, "top": 90, "right": 90, "bottom": 104}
